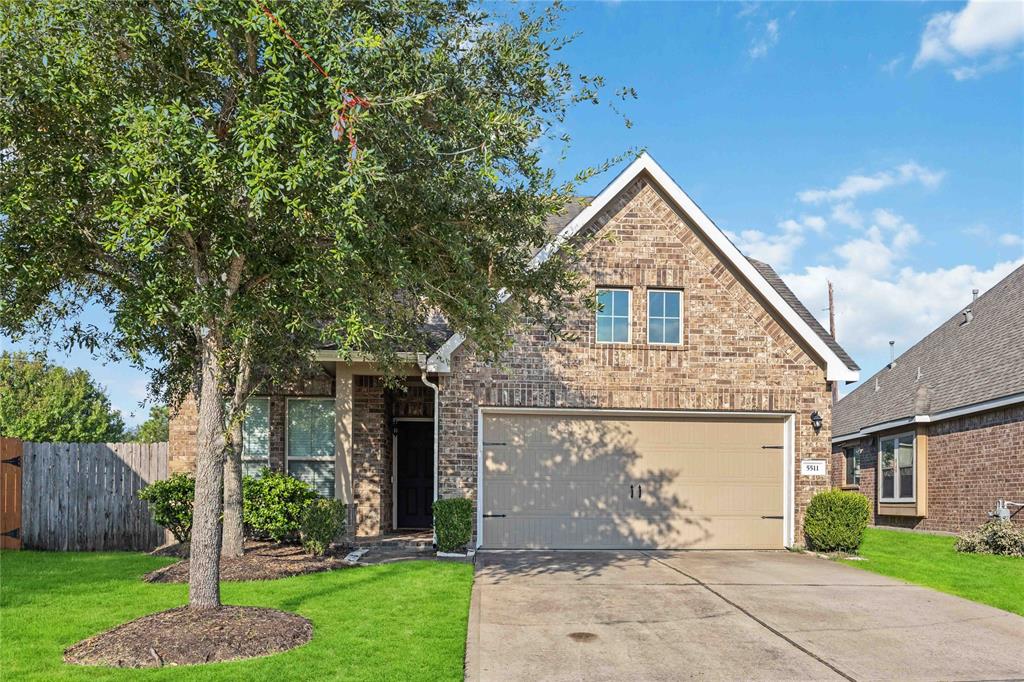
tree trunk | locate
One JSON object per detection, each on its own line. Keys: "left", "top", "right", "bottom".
{"left": 221, "top": 418, "right": 245, "bottom": 557}
{"left": 189, "top": 337, "right": 226, "bottom": 609}
{"left": 221, "top": 349, "right": 252, "bottom": 558}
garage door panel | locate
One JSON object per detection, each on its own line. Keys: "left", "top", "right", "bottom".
{"left": 482, "top": 413, "right": 785, "bottom": 550}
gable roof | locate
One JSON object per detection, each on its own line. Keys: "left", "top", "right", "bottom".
{"left": 427, "top": 153, "right": 859, "bottom": 381}
{"left": 833, "top": 263, "right": 1024, "bottom": 440}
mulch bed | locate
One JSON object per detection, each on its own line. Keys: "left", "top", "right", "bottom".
{"left": 64, "top": 606, "right": 312, "bottom": 668}
{"left": 144, "top": 541, "right": 353, "bottom": 583}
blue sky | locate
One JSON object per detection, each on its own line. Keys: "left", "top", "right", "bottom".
{"left": 3, "top": 0, "right": 1022, "bottom": 426}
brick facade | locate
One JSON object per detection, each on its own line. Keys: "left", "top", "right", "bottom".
{"left": 437, "top": 176, "right": 836, "bottom": 546}
{"left": 832, "top": 405, "right": 1024, "bottom": 533}
{"left": 168, "top": 373, "right": 434, "bottom": 538}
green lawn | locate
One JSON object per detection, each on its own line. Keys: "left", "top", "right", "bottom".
{"left": 842, "top": 527, "right": 1024, "bottom": 616}
{"left": 0, "top": 551, "right": 473, "bottom": 681}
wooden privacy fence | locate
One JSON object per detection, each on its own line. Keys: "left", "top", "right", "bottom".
{"left": 14, "top": 441, "right": 169, "bottom": 551}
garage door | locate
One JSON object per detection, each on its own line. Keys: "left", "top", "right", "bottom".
{"left": 481, "top": 412, "right": 785, "bottom": 549}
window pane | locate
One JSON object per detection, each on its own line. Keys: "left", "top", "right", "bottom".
{"left": 288, "top": 399, "right": 335, "bottom": 459}
{"left": 882, "top": 469, "right": 895, "bottom": 498}
{"left": 649, "top": 318, "right": 664, "bottom": 343}
{"left": 897, "top": 436, "right": 914, "bottom": 498}
{"left": 880, "top": 438, "right": 895, "bottom": 472}
{"left": 613, "top": 290, "right": 629, "bottom": 316}
{"left": 242, "top": 461, "right": 267, "bottom": 479}
{"left": 242, "top": 399, "right": 269, "bottom": 459}
{"left": 288, "top": 460, "right": 334, "bottom": 498}
{"left": 613, "top": 317, "right": 629, "bottom": 342}
{"left": 597, "top": 317, "right": 613, "bottom": 342}
{"left": 664, "top": 318, "right": 680, "bottom": 344}
{"left": 664, "top": 291, "right": 680, "bottom": 318}
{"left": 649, "top": 291, "right": 664, "bottom": 317}
{"left": 845, "top": 451, "right": 856, "bottom": 484}
{"left": 597, "top": 289, "right": 612, "bottom": 314}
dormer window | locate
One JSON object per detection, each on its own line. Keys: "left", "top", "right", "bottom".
{"left": 596, "top": 288, "right": 630, "bottom": 343}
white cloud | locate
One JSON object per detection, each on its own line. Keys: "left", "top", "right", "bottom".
{"left": 914, "top": 0, "right": 1024, "bottom": 79}
{"left": 729, "top": 215, "right": 828, "bottom": 268}
{"left": 831, "top": 202, "right": 864, "bottom": 229}
{"left": 749, "top": 19, "right": 780, "bottom": 59}
{"left": 781, "top": 258, "right": 1023, "bottom": 370}
{"left": 882, "top": 55, "right": 905, "bottom": 74}
{"left": 798, "top": 162, "right": 945, "bottom": 204}
{"left": 999, "top": 232, "right": 1024, "bottom": 247}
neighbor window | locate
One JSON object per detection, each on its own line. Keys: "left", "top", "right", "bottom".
{"left": 843, "top": 446, "right": 860, "bottom": 486}
{"left": 286, "top": 398, "right": 336, "bottom": 498}
{"left": 878, "top": 432, "right": 915, "bottom": 502}
{"left": 241, "top": 397, "right": 270, "bottom": 479}
{"left": 596, "top": 288, "right": 631, "bottom": 343}
{"left": 648, "top": 290, "right": 682, "bottom": 344}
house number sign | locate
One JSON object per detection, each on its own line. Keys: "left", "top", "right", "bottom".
{"left": 800, "top": 459, "right": 827, "bottom": 476}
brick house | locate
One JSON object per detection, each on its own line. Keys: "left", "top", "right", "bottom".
{"left": 169, "top": 153, "right": 860, "bottom": 549}
{"left": 832, "top": 264, "right": 1024, "bottom": 533}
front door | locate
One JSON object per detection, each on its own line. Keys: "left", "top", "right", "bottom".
{"left": 396, "top": 421, "right": 433, "bottom": 528}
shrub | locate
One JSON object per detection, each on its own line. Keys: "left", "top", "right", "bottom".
{"left": 138, "top": 473, "right": 194, "bottom": 543}
{"left": 243, "top": 468, "right": 317, "bottom": 542}
{"left": 300, "top": 499, "right": 347, "bottom": 556}
{"left": 433, "top": 497, "right": 473, "bottom": 553}
{"left": 804, "top": 488, "right": 870, "bottom": 553}
{"left": 955, "top": 520, "right": 1024, "bottom": 557}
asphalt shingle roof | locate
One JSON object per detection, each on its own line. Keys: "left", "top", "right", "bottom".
{"left": 833, "top": 263, "right": 1024, "bottom": 438}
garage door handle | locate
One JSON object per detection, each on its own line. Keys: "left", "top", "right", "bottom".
{"left": 761, "top": 515, "right": 784, "bottom": 519}
{"left": 637, "top": 484, "right": 642, "bottom": 499}
{"left": 761, "top": 445, "right": 784, "bottom": 450}
{"left": 630, "top": 484, "right": 634, "bottom": 499}
{"left": 483, "top": 513, "right": 506, "bottom": 518}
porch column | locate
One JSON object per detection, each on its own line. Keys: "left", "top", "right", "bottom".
{"left": 335, "top": 364, "right": 354, "bottom": 515}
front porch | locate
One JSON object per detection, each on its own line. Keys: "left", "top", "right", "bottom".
{"left": 167, "top": 360, "right": 441, "bottom": 542}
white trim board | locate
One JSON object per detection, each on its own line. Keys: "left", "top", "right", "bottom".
{"left": 429, "top": 152, "right": 859, "bottom": 382}
{"left": 475, "top": 407, "right": 796, "bottom": 550}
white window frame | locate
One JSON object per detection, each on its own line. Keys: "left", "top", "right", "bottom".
{"left": 240, "top": 397, "right": 271, "bottom": 474}
{"left": 647, "top": 289, "right": 683, "bottom": 345}
{"left": 878, "top": 431, "right": 915, "bottom": 503}
{"left": 595, "top": 288, "right": 632, "bottom": 344}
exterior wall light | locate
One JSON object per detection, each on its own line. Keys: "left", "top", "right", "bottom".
{"left": 810, "top": 411, "right": 823, "bottom": 432}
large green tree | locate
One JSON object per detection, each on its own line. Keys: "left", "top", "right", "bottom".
{"left": 0, "top": 352, "right": 126, "bottom": 442}
{"left": 1, "top": 0, "right": 630, "bottom": 608}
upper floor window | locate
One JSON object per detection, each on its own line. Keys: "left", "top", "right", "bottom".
{"left": 879, "top": 432, "right": 915, "bottom": 503}
{"left": 648, "top": 290, "right": 682, "bottom": 344}
{"left": 596, "top": 288, "right": 631, "bottom": 343}
{"left": 843, "top": 446, "right": 860, "bottom": 486}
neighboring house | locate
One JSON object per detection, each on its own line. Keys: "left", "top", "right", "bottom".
{"left": 169, "top": 153, "right": 860, "bottom": 550}
{"left": 832, "top": 264, "right": 1024, "bottom": 533}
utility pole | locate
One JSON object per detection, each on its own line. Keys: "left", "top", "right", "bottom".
{"left": 828, "top": 281, "right": 838, "bottom": 405}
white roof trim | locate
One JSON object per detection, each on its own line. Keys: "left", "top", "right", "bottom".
{"left": 832, "top": 390, "right": 1024, "bottom": 443}
{"left": 429, "top": 152, "right": 859, "bottom": 381}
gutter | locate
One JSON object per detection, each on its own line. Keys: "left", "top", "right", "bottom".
{"left": 420, "top": 371, "right": 440, "bottom": 539}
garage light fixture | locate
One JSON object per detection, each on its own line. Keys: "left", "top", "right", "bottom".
{"left": 810, "top": 411, "right": 823, "bottom": 432}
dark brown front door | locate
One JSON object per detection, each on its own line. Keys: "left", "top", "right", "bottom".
{"left": 396, "top": 421, "right": 433, "bottom": 529}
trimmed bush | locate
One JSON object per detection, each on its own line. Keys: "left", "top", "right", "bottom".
{"left": 804, "top": 488, "right": 870, "bottom": 553}
{"left": 138, "top": 473, "right": 194, "bottom": 543}
{"left": 243, "top": 468, "right": 317, "bottom": 542}
{"left": 956, "top": 520, "right": 1024, "bottom": 557}
{"left": 300, "top": 499, "right": 347, "bottom": 556}
{"left": 433, "top": 497, "right": 473, "bottom": 553}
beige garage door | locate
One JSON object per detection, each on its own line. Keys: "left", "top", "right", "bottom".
{"left": 481, "top": 412, "right": 785, "bottom": 549}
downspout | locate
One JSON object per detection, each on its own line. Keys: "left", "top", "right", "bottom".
{"left": 420, "top": 370, "right": 440, "bottom": 544}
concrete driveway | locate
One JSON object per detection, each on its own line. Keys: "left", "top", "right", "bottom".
{"left": 467, "top": 550, "right": 1024, "bottom": 682}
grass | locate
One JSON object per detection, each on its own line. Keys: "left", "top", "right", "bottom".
{"left": 841, "top": 527, "right": 1024, "bottom": 616}
{"left": 0, "top": 551, "right": 473, "bottom": 681}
